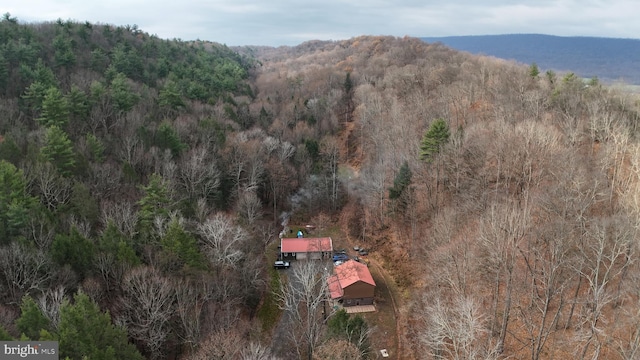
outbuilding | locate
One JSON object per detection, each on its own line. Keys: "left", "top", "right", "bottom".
{"left": 280, "top": 237, "right": 333, "bottom": 260}
{"left": 328, "top": 260, "right": 376, "bottom": 306}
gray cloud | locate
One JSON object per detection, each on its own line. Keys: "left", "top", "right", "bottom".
{"left": 4, "top": 0, "right": 639, "bottom": 46}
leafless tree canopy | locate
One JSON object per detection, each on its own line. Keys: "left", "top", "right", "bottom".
{"left": 3, "top": 21, "right": 640, "bottom": 360}
{"left": 278, "top": 260, "right": 330, "bottom": 360}
{"left": 118, "top": 266, "right": 175, "bottom": 359}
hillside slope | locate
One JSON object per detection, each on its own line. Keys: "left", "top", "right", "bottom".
{"left": 249, "top": 35, "right": 640, "bottom": 359}
{"left": 0, "top": 16, "right": 276, "bottom": 360}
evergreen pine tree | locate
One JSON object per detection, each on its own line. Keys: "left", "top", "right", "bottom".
{"left": 58, "top": 292, "right": 144, "bottom": 360}
{"left": 110, "top": 72, "right": 139, "bottom": 113}
{"left": 0, "top": 51, "right": 8, "bottom": 90}
{"left": 420, "top": 118, "right": 450, "bottom": 162}
{"left": 137, "top": 173, "right": 170, "bottom": 239}
{"left": 389, "top": 161, "right": 412, "bottom": 200}
{"left": 0, "top": 324, "right": 12, "bottom": 340}
{"left": 160, "top": 219, "right": 206, "bottom": 271}
{"left": 85, "top": 133, "right": 105, "bottom": 163}
{"left": 51, "top": 227, "right": 95, "bottom": 279}
{"left": 38, "top": 86, "right": 69, "bottom": 128}
{"left": 66, "top": 85, "right": 89, "bottom": 124}
{"left": 158, "top": 79, "right": 185, "bottom": 111}
{"left": 156, "top": 121, "right": 186, "bottom": 157}
{"left": 99, "top": 221, "right": 140, "bottom": 267}
{"left": 529, "top": 62, "right": 540, "bottom": 78}
{"left": 0, "top": 160, "right": 36, "bottom": 241}
{"left": 40, "top": 125, "right": 76, "bottom": 177}
{"left": 53, "top": 33, "right": 76, "bottom": 69}
{"left": 16, "top": 296, "right": 50, "bottom": 340}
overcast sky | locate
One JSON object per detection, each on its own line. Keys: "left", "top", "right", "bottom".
{"left": 3, "top": 0, "right": 638, "bottom": 46}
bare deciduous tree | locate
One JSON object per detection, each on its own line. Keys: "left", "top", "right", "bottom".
{"left": 26, "top": 214, "right": 56, "bottom": 250}
{"left": 117, "top": 130, "right": 145, "bottom": 169}
{"left": 359, "top": 161, "right": 388, "bottom": 229}
{"left": 227, "top": 133, "right": 267, "bottom": 202}
{"left": 277, "top": 260, "right": 330, "bottom": 360}
{"left": 241, "top": 342, "right": 280, "bottom": 360}
{"left": 478, "top": 198, "right": 530, "bottom": 354}
{"left": 279, "top": 141, "right": 296, "bottom": 162}
{"left": 94, "top": 249, "right": 136, "bottom": 293}
{"left": 197, "top": 213, "right": 246, "bottom": 268}
{"left": 313, "top": 339, "right": 361, "bottom": 360}
{"left": 0, "top": 242, "right": 53, "bottom": 304}
{"left": 237, "top": 189, "right": 263, "bottom": 225}
{"left": 118, "top": 266, "right": 174, "bottom": 359}
{"left": 0, "top": 303, "right": 19, "bottom": 336}
{"left": 88, "top": 162, "right": 123, "bottom": 199}
{"left": 320, "top": 136, "right": 341, "bottom": 211}
{"left": 517, "top": 217, "right": 575, "bottom": 360}
{"left": 420, "top": 296, "right": 498, "bottom": 360}
{"left": 265, "top": 156, "right": 298, "bottom": 222}
{"left": 171, "top": 280, "right": 204, "bottom": 351}
{"left": 80, "top": 276, "right": 106, "bottom": 306}
{"left": 193, "top": 198, "right": 211, "bottom": 223}
{"left": 189, "top": 328, "right": 244, "bottom": 360}
{"left": 37, "top": 285, "right": 65, "bottom": 329}
{"left": 613, "top": 266, "right": 640, "bottom": 360}
{"left": 573, "top": 215, "right": 635, "bottom": 360}
{"left": 613, "top": 294, "right": 640, "bottom": 360}
{"left": 100, "top": 200, "right": 138, "bottom": 238}
{"left": 65, "top": 215, "right": 92, "bottom": 239}
{"left": 179, "top": 146, "right": 221, "bottom": 202}
{"left": 601, "top": 124, "right": 630, "bottom": 205}
{"left": 26, "top": 162, "right": 72, "bottom": 211}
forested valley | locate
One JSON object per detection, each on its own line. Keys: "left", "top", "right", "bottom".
{"left": 2, "top": 14, "right": 640, "bottom": 360}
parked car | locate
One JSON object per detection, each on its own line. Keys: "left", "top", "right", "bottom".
{"left": 332, "top": 254, "right": 349, "bottom": 261}
{"left": 273, "top": 260, "right": 290, "bottom": 269}
{"left": 353, "top": 246, "right": 361, "bottom": 251}
{"left": 334, "top": 260, "right": 344, "bottom": 266}
{"left": 334, "top": 249, "right": 347, "bottom": 254}
{"left": 358, "top": 249, "right": 369, "bottom": 256}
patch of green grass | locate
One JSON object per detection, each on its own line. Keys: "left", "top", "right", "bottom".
{"left": 256, "top": 266, "right": 283, "bottom": 335}
{"left": 319, "top": 224, "right": 343, "bottom": 239}
{"left": 292, "top": 225, "right": 342, "bottom": 241}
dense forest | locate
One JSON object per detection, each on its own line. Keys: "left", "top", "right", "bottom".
{"left": 2, "top": 13, "right": 640, "bottom": 360}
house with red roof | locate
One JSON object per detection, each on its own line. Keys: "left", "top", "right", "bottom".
{"left": 327, "top": 260, "right": 376, "bottom": 306}
{"left": 280, "top": 237, "right": 333, "bottom": 260}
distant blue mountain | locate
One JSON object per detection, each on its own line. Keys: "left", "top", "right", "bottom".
{"left": 421, "top": 34, "right": 640, "bottom": 84}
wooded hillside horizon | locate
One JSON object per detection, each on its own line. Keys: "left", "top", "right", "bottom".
{"left": 2, "top": 15, "right": 640, "bottom": 360}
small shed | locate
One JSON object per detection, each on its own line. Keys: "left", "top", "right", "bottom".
{"left": 280, "top": 237, "right": 333, "bottom": 260}
{"left": 328, "top": 260, "right": 376, "bottom": 306}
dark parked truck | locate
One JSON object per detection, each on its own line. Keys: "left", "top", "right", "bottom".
{"left": 332, "top": 254, "right": 349, "bottom": 262}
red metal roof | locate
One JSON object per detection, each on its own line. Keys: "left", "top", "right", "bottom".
{"left": 327, "top": 260, "right": 376, "bottom": 299}
{"left": 280, "top": 237, "right": 333, "bottom": 253}
{"left": 328, "top": 274, "right": 344, "bottom": 299}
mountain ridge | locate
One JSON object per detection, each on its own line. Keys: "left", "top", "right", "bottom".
{"left": 421, "top": 34, "right": 640, "bottom": 84}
